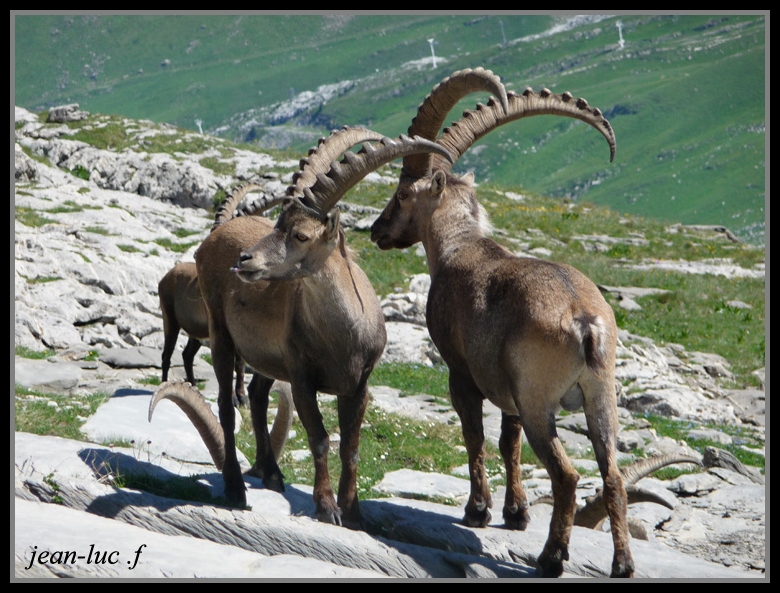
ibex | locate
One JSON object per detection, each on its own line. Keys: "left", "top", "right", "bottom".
{"left": 158, "top": 261, "right": 247, "bottom": 405}
{"left": 157, "top": 183, "right": 286, "bottom": 414}
{"left": 182, "top": 127, "right": 452, "bottom": 528}
{"left": 370, "top": 68, "right": 634, "bottom": 577}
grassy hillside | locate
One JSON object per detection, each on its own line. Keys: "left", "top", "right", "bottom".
{"left": 14, "top": 14, "right": 766, "bottom": 241}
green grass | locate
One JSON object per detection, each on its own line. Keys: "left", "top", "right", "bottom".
{"left": 24, "top": 275, "right": 62, "bottom": 284}
{"left": 644, "top": 413, "right": 764, "bottom": 473}
{"left": 113, "top": 471, "right": 219, "bottom": 505}
{"left": 239, "top": 393, "right": 502, "bottom": 503}
{"left": 84, "top": 225, "right": 111, "bottom": 236}
{"left": 14, "top": 386, "right": 110, "bottom": 441}
{"left": 15, "top": 206, "right": 56, "bottom": 228}
{"left": 153, "top": 237, "right": 200, "bottom": 253}
{"left": 47, "top": 200, "right": 101, "bottom": 214}
{"left": 69, "top": 164, "right": 90, "bottom": 180}
{"left": 15, "top": 346, "right": 56, "bottom": 360}
{"left": 369, "top": 363, "right": 450, "bottom": 399}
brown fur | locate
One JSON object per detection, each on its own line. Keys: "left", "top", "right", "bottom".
{"left": 158, "top": 262, "right": 246, "bottom": 405}
{"left": 196, "top": 200, "right": 386, "bottom": 528}
{"left": 371, "top": 171, "right": 634, "bottom": 577}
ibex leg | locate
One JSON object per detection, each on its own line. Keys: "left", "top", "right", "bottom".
{"left": 336, "top": 385, "right": 370, "bottom": 530}
{"left": 246, "top": 373, "right": 285, "bottom": 492}
{"left": 449, "top": 369, "right": 492, "bottom": 528}
{"left": 499, "top": 413, "right": 530, "bottom": 530}
{"left": 292, "top": 380, "right": 341, "bottom": 526}
{"left": 522, "top": 405, "right": 579, "bottom": 578}
{"left": 233, "top": 355, "right": 248, "bottom": 407}
{"left": 211, "top": 328, "right": 246, "bottom": 506}
{"left": 160, "top": 317, "right": 181, "bottom": 383}
{"left": 181, "top": 337, "right": 201, "bottom": 385}
{"left": 584, "top": 378, "right": 635, "bottom": 578}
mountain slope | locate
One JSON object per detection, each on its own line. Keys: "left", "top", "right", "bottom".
{"left": 14, "top": 14, "right": 766, "bottom": 240}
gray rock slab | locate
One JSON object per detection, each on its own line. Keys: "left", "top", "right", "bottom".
{"left": 14, "top": 435, "right": 756, "bottom": 579}
{"left": 373, "top": 469, "right": 470, "bottom": 502}
{"left": 15, "top": 498, "right": 387, "bottom": 579}
{"left": 362, "top": 497, "right": 758, "bottom": 579}
{"left": 15, "top": 357, "right": 83, "bottom": 394}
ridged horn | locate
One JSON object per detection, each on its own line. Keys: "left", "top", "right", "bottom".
{"left": 294, "top": 127, "right": 454, "bottom": 215}
{"left": 149, "top": 381, "right": 226, "bottom": 470}
{"left": 403, "top": 67, "right": 509, "bottom": 180}
{"left": 212, "top": 182, "right": 286, "bottom": 231}
{"left": 620, "top": 452, "right": 702, "bottom": 485}
{"left": 148, "top": 380, "right": 295, "bottom": 469}
{"left": 286, "top": 126, "right": 388, "bottom": 203}
{"left": 432, "top": 87, "right": 616, "bottom": 173}
{"left": 574, "top": 453, "right": 703, "bottom": 528}
{"left": 531, "top": 452, "right": 703, "bottom": 529}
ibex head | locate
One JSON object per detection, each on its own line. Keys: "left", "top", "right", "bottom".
{"left": 230, "top": 125, "right": 453, "bottom": 281}
{"left": 370, "top": 68, "right": 616, "bottom": 250}
{"left": 232, "top": 198, "right": 341, "bottom": 282}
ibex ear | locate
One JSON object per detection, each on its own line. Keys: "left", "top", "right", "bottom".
{"left": 325, "top": 208, "right": 340, "bottom": 242}
{"left": 460, "top": 171, "right": 475, "bottom": 187}
{"left": 431, "top": 169, "right": 447, "bottom": 198}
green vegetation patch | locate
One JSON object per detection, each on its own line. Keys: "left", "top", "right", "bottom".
{"left": 644, "top": 413, "right": 764, "bottom": 473}
{"left": 154, "top": 237, "right": 199, "bottom": 253}
{"left": 14, "top": 386, "right": 110, "bottom": 441}
{"left": 15, "top": 206, "right": 56, "bottom": 228}
{"left": 370, "top": 362, "right": 450, "bottom": 399}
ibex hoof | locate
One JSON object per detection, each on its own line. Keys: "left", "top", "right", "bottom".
{"left": 463, "top": 507, "right": 492, "bottom": 528}
{"left": 316, "top": 506, "right": 343, "bottom": 527}
{"left": 341, "top": 512, "right": 366, "bottom": 532}
{"left": 503, "top": 504, "right": 530, "bottom": 531}
{"left": 224, "top": 483, "right": 248, "bottom": 509}
{"left": 262, "top": 472, "right": 285, "bottom": 493}
{"left": 537, "top": 546, "right": 568, "bottom": 578}
{"left": 611, "top": 556, "right": 635, "bottom": 578}
{"left": 232, "top": 391, "right": 248, "bottom": 408}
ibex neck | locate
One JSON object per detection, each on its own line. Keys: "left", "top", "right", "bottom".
{"left": 423, "top": 206, "right": 486, "bottom": 277}
{"left": 300, "top": 251, "right": 370, "bottom": 321}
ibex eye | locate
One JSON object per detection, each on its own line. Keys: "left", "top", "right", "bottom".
{"left": 397, "top": 191, "right": 408, "bottom": 201}
{"left": 295, "top": 233, "right": 309, "bottom": 242}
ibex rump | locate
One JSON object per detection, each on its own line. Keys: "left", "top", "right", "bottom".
{"left": 370, "top": 68, "right": 634, "bottom": 577}
{"left": 158, "top": 261, "right": 246, "bottom": 405}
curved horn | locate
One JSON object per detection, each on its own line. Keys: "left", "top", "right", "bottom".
{"left": 269, "top": 381, "right": 294, "bottom": 460}
{"left": 287, "top": 126, "right": 388, "bottom": 202}
{"left": 149, "top": 380, "right": 295, "bottom": 467}
{"left": 403, "top": 67, "right": 509, "bottom": 180}
{"left": 293, "top": 127, "right": 454, "bottom": 215}
{"left": 574, "top": 484, "right": 676, "bottom": 529}
{"left": 531, "top": 453, "right": 703, "bottom": 529}
{"left": 212, "top": 182, "right": 286, "bottom": 231}
{"left": 149, "top": 381, "right": 226, "bottom": 470}
{"left": 619, "top": 452, "right": 702, "bottom": 485}
{"left": 432, "top": 87, "right": 616, "bottom": 173}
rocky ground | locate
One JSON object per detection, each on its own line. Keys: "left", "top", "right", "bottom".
{"left": 14, "top": 105, "right": 766, "bottom": 579}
